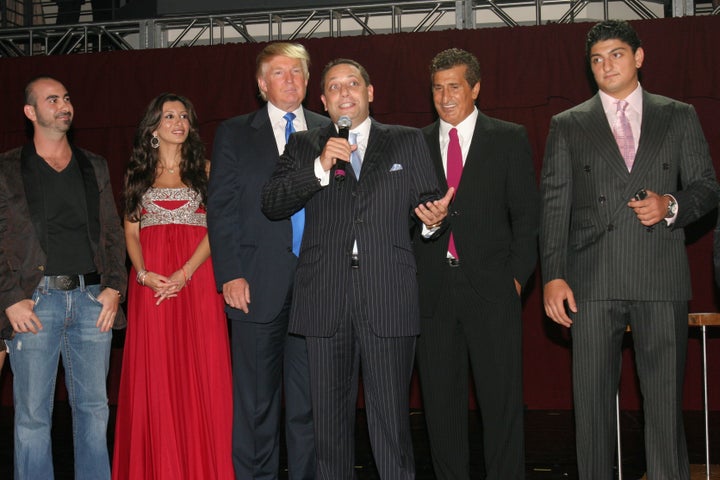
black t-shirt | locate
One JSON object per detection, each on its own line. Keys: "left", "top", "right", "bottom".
{"left": 36, "top": 156, "right": 96, "bottom": 275}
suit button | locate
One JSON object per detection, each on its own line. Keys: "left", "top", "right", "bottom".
{"left": 450, "top": 210, "right": 460, "bottom": 217}
{"left": 355, "top": 218, "right": 363, "bottom": 224}
{"left": 287, "top": 247, "right": 293, "bottom": 253}
{"left": 598, "top": 195, "right": 606, "bottom": 204}
{"left": 584, "top": 165, "right": 591, "bottom": 173}
{"left": 607, "top": 224, "right": 614, "bottom": 232}
{"left": 646, "top": 227, "right": 654, "bottom": 233}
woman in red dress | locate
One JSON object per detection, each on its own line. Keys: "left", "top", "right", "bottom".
{"left": 112, "top": 93, "right": 233, "bottom": 479}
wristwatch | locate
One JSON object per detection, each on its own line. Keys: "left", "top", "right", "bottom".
{"left": 664, "top": 195, "right": 678, "bottom": 219}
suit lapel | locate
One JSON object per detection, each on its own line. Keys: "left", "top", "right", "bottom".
{"left": 20, "top": 144, "right": 46, "bottom": 248}
{"left": 359, "top": 120, "right": 390, "bottom": 181}
{"left": 305, "top": 109, "right": 329, "bottom": 130}
{"left": 574, "top": 95, "right": 632, "bottom": 182}
{"left": 569, "top": 97, "right": 632, "bottom": 222}
{"left": 456, "top": 113, "right": 493, "bottom": 200}
{"left": 424, "top": 122, "right": 448, "bottom": 188}
{"left": 251, "top": 106, "right": 278, "bottom": 152}
{"left": 631, "top": 92, "right": 671, "bottom": 183}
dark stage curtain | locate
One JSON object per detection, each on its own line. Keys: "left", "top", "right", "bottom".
{"left": 1, "top": 15, "right": 719, "bottom": 410}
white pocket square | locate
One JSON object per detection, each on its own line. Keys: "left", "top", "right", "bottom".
{"left": 389, "top": 164, "right": 403, "bottom": 172}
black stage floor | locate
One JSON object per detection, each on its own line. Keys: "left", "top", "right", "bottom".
{"left": 0, "top": 404, "right": 717, "bottom": 479}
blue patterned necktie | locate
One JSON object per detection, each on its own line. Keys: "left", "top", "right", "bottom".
{"left": 349, "top": 132, "right": 362, "bottom": 178}
{"left": 284, "top": 112, "right": 304, "bottom": 256}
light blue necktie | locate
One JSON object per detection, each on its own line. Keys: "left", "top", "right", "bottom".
{"left": 284, "top": 112, "right": 304, "bottom": 256}
{"left": 349, "top": 132, "right": 362, "bottom": 178}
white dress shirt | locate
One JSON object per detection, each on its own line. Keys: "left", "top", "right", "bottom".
{"left": 267, "top": 101, "right": 308, "bottom": 155}
{"left": 438, "top": 107, "right": 478, "bottom": 173}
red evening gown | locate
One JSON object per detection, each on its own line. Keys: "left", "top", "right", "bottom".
{"left": 112, "top": 187, "right": 234, "bottom": 479}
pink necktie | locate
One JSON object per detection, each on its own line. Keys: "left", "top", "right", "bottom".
{"left": 446, "top": 128, "right": 463, "bottom": 259}
{"left": 613, "top": 100, "right": 636, "bottom": 171}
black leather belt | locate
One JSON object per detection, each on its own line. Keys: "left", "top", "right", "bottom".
{"left": 351, "top": 254, "right": 360, "bottom": 269}
{"left": 45, "top": 272, "right": 101, "bottom": 290}
{"left": 447, "top": 258, "right": 460, "bottom": 267}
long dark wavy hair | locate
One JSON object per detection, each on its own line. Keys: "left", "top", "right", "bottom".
{"left": 124, "top": 93, "right": 207, "bottom": 221}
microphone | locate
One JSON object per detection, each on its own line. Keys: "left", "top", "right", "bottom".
{"left": 334, "top": 116, "right": 352, "bottom": 183}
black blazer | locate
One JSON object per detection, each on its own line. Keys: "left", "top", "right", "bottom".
{"left": 207, "top": 105, "right": 330, "bottom": 323}
{"left": 262, "top": 120, "right": 441, "bottom": 337}
{"left": 414, "top": 112, "right": 540, "bottom": 312}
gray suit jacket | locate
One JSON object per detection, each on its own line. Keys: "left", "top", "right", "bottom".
{"left": 262, "top": 120, "right": 441, "bottom": 337}
{"left": 540, "top": 90, "right": 719, "bottom": 301}
{"left": 207, "top": 105, "right": 330, "bottom": 323}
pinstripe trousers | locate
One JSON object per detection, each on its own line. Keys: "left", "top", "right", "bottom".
{"left": 305, "top": 271, "right": 416, "bottom": 480}
{"left": 571, "top": 300, "right": 689, "bottom": 480}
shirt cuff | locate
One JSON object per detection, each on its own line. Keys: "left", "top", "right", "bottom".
{"left": 421, "top": 224, "right": 440, "bottom": 238}
{"left": 315, "top": 157, "right": 330, "bottom": 186}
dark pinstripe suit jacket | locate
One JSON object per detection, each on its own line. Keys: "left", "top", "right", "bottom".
{"left": 414, "top": 113, "right": 540, "bottom": 312}
{"left": 540, "top": 91, "right": 719, "bottom": 301}
{"left": 262, "top": 120, "right": 441, "bottom": 337}
{"left": 207, "top": 105, "right": 330, "bottom": 323}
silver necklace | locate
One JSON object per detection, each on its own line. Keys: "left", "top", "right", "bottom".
{"left": 161, "top": 163, "right": 177, "bottom": 174}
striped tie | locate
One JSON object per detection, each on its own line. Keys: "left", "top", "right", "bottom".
{"left": 349, "top": 132, "right": 362, "bottom": 178}
{"left": 612, "top": 100, "right": 636, "bottom": 171}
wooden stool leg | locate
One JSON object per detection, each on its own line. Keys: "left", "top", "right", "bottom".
{"left": 617, "top": 390, "right": 623, "bottom": 480}
{"left": 702, "top": 325, "right": 710, "bottom": 480}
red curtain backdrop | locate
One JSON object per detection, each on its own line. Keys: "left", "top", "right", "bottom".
{"left": 1, "top": 16, "right": 719, "bottom": 410}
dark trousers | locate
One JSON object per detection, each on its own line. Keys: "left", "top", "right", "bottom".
{"left": 571, "top": 300, "right": 689, "bottom": 480}
{"left": 231, "top": 300, "right": 315, "bottom": 480}
{"left": 416, "top": 266, "right": 525, "bottom": 480}
{"left": 306, "top": 272, "right": 416, "bottom": 480}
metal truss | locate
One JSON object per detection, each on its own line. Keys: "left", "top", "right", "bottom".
{"left": 0, "top": 0, "right": 717, "bottom": 57}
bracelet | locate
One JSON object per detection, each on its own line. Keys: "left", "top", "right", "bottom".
{"left": 136, "top": 269, "right": 149, "bottom": 286}
{"left": 103, "top": 287, "right": 122, "bottom": 298}
{"left": 181, "top": 263, "right": 191, "bottom": 283}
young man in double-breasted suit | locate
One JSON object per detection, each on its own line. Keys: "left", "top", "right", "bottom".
{"left": 541, "top": 20, "right": 719, "bottom": 479}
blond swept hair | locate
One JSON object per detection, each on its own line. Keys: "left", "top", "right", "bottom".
{"left": 256, "top": 42, "right": 310, "bottom": 100}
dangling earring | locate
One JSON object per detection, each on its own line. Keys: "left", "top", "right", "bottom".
{"left": 151, "top": 134, "right": 160, "bottom": 149}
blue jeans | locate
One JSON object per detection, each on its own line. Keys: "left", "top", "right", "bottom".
{"left": 7, "top": 279, "right": 112, "bottom": 480}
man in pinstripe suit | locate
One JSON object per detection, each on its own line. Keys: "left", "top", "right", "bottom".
{"left": 540, "top": 20, "right": 719, "bottom": 479}
{"left": 262, "top": 58, "right": 453, "bottom": 479}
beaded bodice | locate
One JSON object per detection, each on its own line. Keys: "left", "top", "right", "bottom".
{"left": 140, "top": 187, "right": 206, "bottom": 229}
